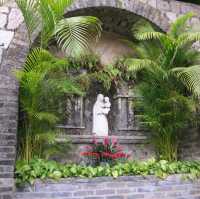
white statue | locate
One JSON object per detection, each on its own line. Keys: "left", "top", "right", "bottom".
{"left": 92, "top": 94, "right": 111, "bottom": 136}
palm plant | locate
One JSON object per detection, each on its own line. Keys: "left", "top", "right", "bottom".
{"left": 124, "top": 13, "right": 200, "bottom": 161}
{"left": 15, "top": 48, "right": 83, "bottom": 162}
{"left": 16, "top": 0, "right": 102, "bottom": 57}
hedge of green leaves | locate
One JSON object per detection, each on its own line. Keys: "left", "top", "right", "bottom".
{"left": 15, "top": 158, "right": 200, "bottom": 185}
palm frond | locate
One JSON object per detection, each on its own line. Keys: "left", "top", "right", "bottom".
{"left": 169, "top": 12, "right": 195, "bottom": 38}
{"left": 177, "top": 32, "right": 200, "bottom": 47}
{"left": 39, "top": 0, "right": 56, "bottom": 47}
{"left": 16, "top": 0, "right": 40, "bottom": 42}
{"left": 135, "top": 31, "right": 167, "bottom": 41}
{"left": 48, "top": 0, "right": 73, "bottom": 21}
{"left": 31, "top": 111, "right": 59, "bottom": 124}
{"left": 124, "top": 58, "right": 159, "bottom": 74}
{"left": 170, "top": 65, "right": 200, "bottom": 97}
{"left": 24, "top": 48, "right": 53, "bottom": 72}
{"left": 132, "top": 20, "right": 167, "bottom": 41}
{"left": 55, "top": 16, "right": 102, "bottom": 57}
{"left": 48, "top": 78, "right": 84, "bottom": 96}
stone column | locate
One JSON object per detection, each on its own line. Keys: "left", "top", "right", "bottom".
{"left": 0, "top": 1, "right": 26, "bottom": 199}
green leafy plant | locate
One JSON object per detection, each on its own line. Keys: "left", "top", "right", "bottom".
{"left": 15, "top": 48, "right": 84, "bottom": 162}
{"left": 16, "top": 0, "right": 102, "bottom": 57}
{"left": 81, "top": 136, "right": 130, "bottom": 166}
{"left": 15, "top": 158, "right": 200, "bottom": 185}
{"left": 123, "top": 13, "right": 200, "bottom": 161}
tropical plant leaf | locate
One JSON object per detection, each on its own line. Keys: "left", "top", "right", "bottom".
{"left": 124, "top": 58, "right": 159, "bottom": 74}
{"left": 132, "top": 20, "right": 166, "bottom": 41}
{"left": 170, "top": 65, "right": 200, "bottom": 97}
{"left": 23, "top": 48, "right": 54, "bottom": 72}
{"left": 177, "top": 32, "right": 200, "bottom": 47}
{"left": 169, "top": 12, "right": 195, "bottom": 38}
{"left": 48, "top": 0, "right": 73, "bottom": 21}
{"left": 123, "top": 13, "right": 200, "bottom": 161}
{"left": 48, "top": 78, "right": 84, "bottom": 96}
{"left": 16, "top": 0, "right": 40, "bottom": 42}
{"left": 55, "top": 16, "right": 102, "bottom": 57}
{"left": 31, "top": 111, "right": 59, "bottom": 124}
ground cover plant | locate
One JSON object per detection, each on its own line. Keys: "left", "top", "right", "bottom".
{"left": 123, "top": 12, "right": 200, "bottom": 161}
{"left": 16, "top": 158, "right": 200, "bottom": 185}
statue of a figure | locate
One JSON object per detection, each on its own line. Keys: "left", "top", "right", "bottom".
{"left": 92, "top": 94, "right": 111, "bottom": 136}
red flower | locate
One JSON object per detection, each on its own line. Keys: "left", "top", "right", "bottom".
{"left": 102, "top": 152, "right": 113, "bottom": 158}
{"left": 103, "top": 136, "right": 110, "bottom": 146}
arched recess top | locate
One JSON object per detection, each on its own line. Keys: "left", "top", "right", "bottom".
{"left": 0, "top": 0, "right": 171, "bottom": 75}
{"left": 67, "top": 0, "right": 170, "bottom": 31}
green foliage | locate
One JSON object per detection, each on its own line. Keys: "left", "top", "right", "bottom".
{"left": 15, "top": 158, "right": 200, "bottom": 185}
{"left": 16, "top": 0, "right": 102, "bottom": 57}
{"left": 123, "top": 13, "right": 200, "bottom": 161}
{"left": 135, "top": 84, "right": 196, "bottom": 161}
{"left": 55, "top": 16, "right": 102, "bottom": 57}
{"left": 15, "top": 47, "right": 121, "bottom": 162}
{"left": 91, "top": 64, "right": 121, "bottom": 90}
{"left": 15, "top": 48, "right": 83, "bottom": 162}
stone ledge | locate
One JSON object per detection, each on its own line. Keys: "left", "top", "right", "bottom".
{"left": 21, "top": 174, "right": 189, "bottom": 185}
{"left": 56, "top": 135, "right": 149, "bottom": 144}
{"left": 15, "top": 175, "right": 200, "bottom": 199}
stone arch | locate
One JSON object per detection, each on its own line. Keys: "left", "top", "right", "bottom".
{"left": 0, "top": 0, "right": 200, "bottom": 198}
{"left": 67, "top": 0, "right": 170, "bottom": 31}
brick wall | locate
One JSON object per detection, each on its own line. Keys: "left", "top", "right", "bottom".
{"left": 15, "top": 175, "right": 200, "bottom": 199}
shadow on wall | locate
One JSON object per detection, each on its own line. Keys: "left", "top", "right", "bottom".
{"left": 50, "top": 31, "right": 135, "bottom": 66}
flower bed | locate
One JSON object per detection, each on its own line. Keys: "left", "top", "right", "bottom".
{"left": 15, "top": 158, "right": 200, "bottom": 185}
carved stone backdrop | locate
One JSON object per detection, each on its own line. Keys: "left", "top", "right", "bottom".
{"left": 56, "top": 89, "right": 143, "bottom": 136}
{"left": 1, "top": 0, "right": 200, "bottom": 199}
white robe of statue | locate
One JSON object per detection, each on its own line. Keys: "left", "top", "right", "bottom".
{"left": 92, "top": 94, "right": 111, "bottom": 136}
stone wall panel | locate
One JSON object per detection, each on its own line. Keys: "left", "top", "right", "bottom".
{"left": 15, "top": 175, "right": 200, "bottom": 199}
